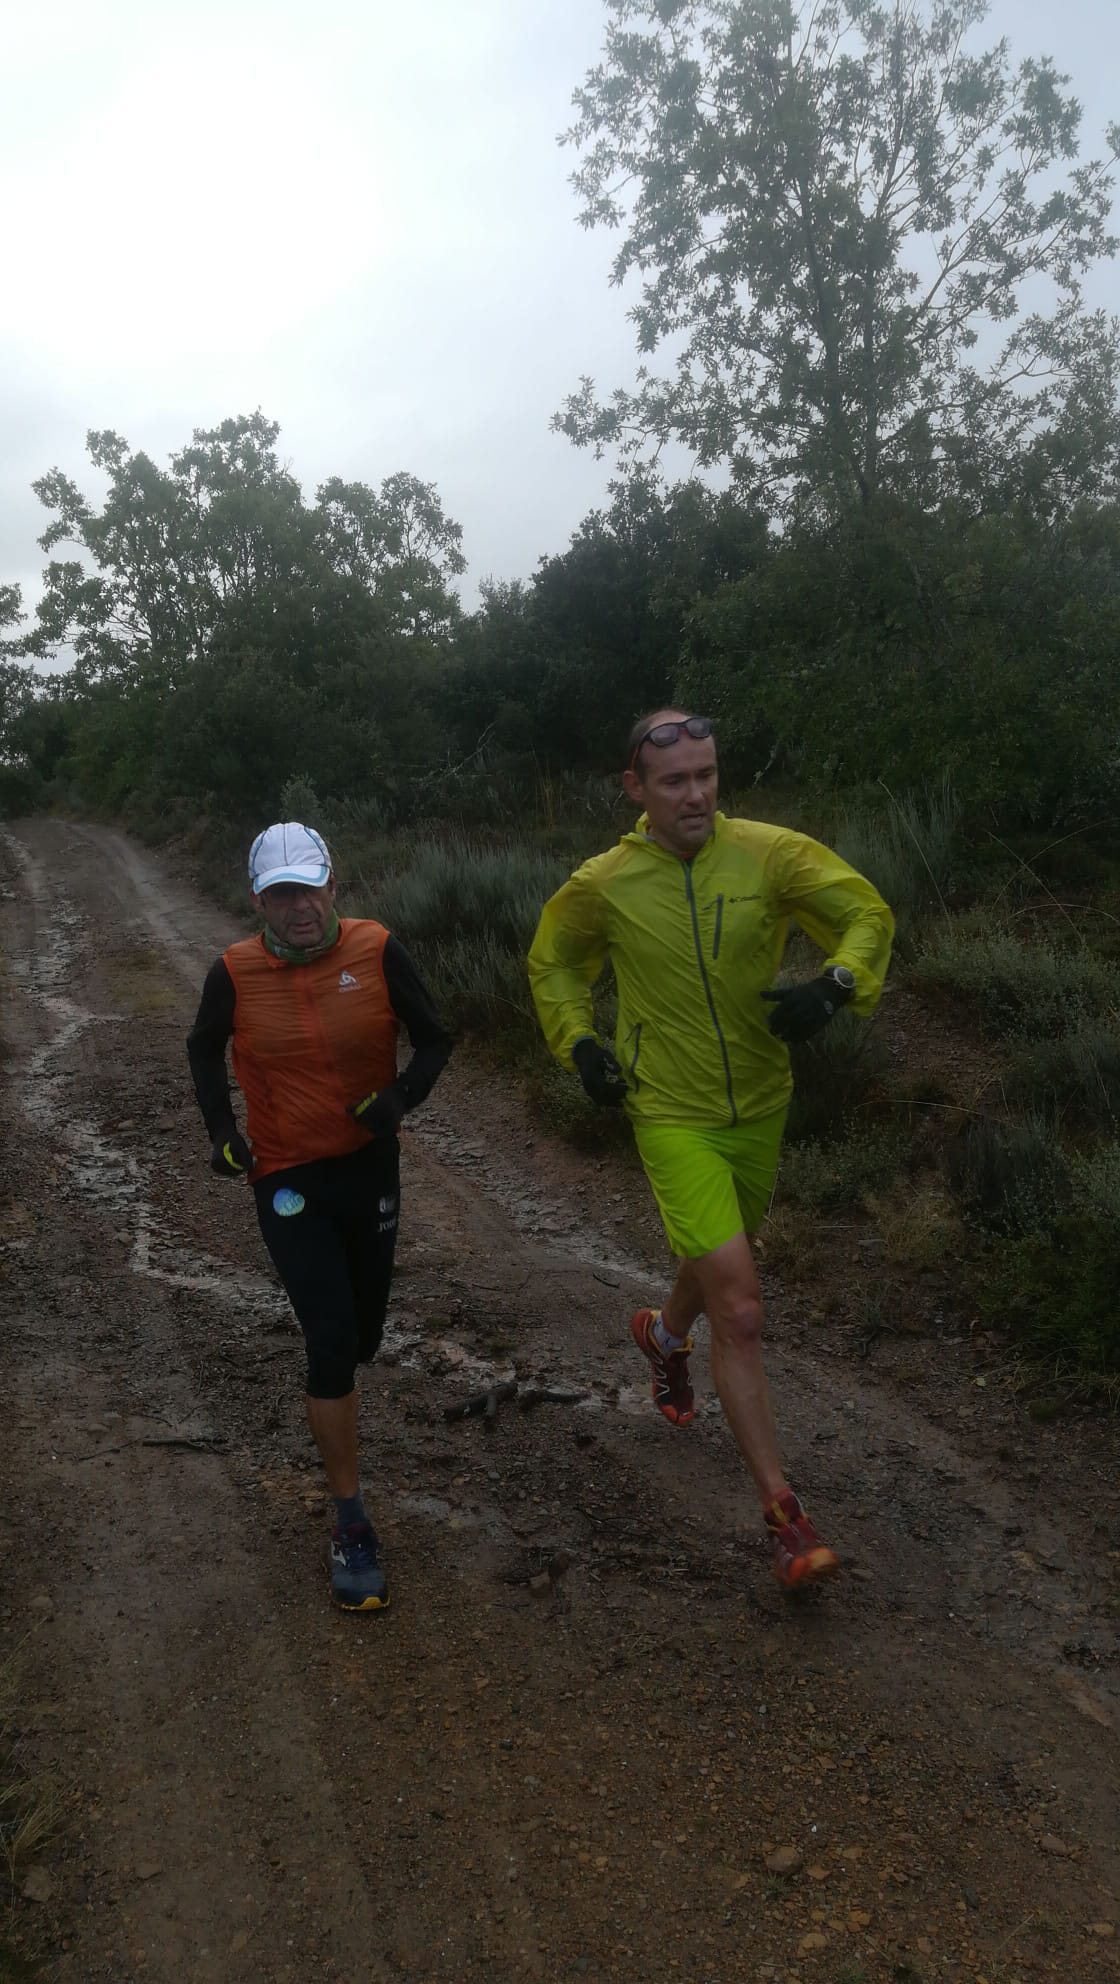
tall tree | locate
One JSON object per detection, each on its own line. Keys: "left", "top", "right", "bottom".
{"left": 16, "top": 417, "right": 468, "bottom": 680}
{"left": 316, "top": 471, "right": 466, "bottom": 639}
{"left": 21, "top": 414, "right": 312, "bottom": 681}
{"left": 0, "top": 586, "right": 35, "bottom": 757}
{"left": 443, "top": 475, "right": 768, "bottom": 767}
{"left": 3, "top": 417, "right": 467, "bottom": 810}
{"left": 557, "top": 0, "right": 1120, "bottom": 513}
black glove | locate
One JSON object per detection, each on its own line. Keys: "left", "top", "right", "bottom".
{"left": 761, "top": 974, "right": 853, "bottom": 1044}
{"left": 349, "top": 1081, "right": 407, "bottom": 1138}
{"left": 572, "top": 1038, "right": 629, "bottom": 1108}
{"left": 210, "top": 1127, "right": 253, "bottom": 1177}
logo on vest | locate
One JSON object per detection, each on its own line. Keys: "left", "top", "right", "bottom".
{"left": 338, "top": 969, "right": 360, "bottom": 991}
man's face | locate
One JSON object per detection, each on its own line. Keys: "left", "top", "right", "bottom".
{"left": 623, "top": 730, "right": 719, "bottom": 855}
{"left": 253, "top": 877, "right": 336, "bottom": 949}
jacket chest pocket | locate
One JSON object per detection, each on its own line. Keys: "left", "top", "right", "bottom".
{"left": 712, "top": 894, "right": 724, "bottom": 959}
{"left": 712, "top": 894, "right": 777, "bottom": 976}
{"left": 687, "top": 887, "right": 728, "bottom": 963}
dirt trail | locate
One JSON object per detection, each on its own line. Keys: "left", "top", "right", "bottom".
{"left": 0, "top": 817, "right": 1117, "bottom": 1984}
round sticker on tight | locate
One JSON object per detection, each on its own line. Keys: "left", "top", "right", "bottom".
{"left": 272, "top": 1188, "right": 306, "bottom": 1218}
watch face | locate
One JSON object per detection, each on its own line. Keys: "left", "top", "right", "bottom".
{"left": 831, "top": 966, "right": 856, "bottom": 990}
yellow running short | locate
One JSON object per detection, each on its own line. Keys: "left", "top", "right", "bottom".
{"left": 633, "top": 1110, "right": 788, "bottom": 1260}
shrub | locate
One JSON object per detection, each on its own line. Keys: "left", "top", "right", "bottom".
{"left": 778, "top": 1125, "right": 906, "bottom": 1211}
{"left": 419, "top": 933, "right": 537, "bottom": 1035}
{"left": 979, "top": 1148, "right": 1120, "bottom": 1375}
{"left": 756, "top": 1203, "right": 829, "bottom": 1279}
{"left": 913, "top": 914, "right": 1116, "bottom": 1037}
{"left": 346, "top": 838, "right": 569, "bottom": 1038}
{"left": 784, "top": 1011, "right": 889, "bottom": 1145}
{"left": 944, "top": 1113, "right": 1068, "bottom": 1236}
{"left": 984, "top": 1229, "right": 1120, "bottom": 1374}
{"left": 358, "top": 839, "right": 566, "bottom": 957}
{"left": 278, "top": 772, "right": 328, "bottom": 830}
{"left": 958, "top": 1130, "right": 1120, "bottom": 1375}
{"left": 0, "top": 764, "right": 42, "bottom": 817}
{"left": 865, "top": 1181, "right": 966, "bottom": 1268}
{"left": 1005, "top": 1026, "right": 1120, "bottom": 1133}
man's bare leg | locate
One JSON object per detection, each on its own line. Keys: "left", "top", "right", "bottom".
{"left": 663, "top": 1234, "right": 785, "bottom": 1504}
{"left": 657, "top": 1235, "right": 837, "bottom": 1582}
{"left": 310, "top": 1388, "right": 389, "bottom": 1608}
{"left": 306, "top": 1390, "right": 359, "bottom": 1498}
{"left": 660, "top": 1256, "right": 704, "bottom": 1338}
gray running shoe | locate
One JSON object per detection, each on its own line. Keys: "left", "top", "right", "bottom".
{"left": 329, "top": 1523, "right": 389, "bottom": 1611}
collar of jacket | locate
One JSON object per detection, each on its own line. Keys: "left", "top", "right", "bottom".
{"left": 622, "top": 810, "right": 725, "bottom": 859}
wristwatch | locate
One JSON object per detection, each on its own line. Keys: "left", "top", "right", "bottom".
{"left": 823, "top": 965, "right": 856, "bottom": 999}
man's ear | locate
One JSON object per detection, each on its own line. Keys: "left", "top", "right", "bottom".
{"left": 621, "top": 768, "right": 645, "bottom": 806}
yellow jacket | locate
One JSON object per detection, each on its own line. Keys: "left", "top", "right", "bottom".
{"left": 528, "top": 812, "right": 893, "bottom": 1127}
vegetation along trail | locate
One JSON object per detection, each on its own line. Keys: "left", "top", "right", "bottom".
{"left": 1, "top": 817, "right": 1118, "bottom": 1984}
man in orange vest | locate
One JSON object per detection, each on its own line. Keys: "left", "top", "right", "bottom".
{"left": 187, "top": 822, "right": 453, "bottom": 1612}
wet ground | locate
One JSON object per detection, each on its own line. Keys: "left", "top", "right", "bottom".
{"left": 0, "top": 817, "right": 1118, "bottom": 1984}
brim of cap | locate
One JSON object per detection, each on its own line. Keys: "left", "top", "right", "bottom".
{"left": 252, "top": 861, "right": 330, "bottom": 892}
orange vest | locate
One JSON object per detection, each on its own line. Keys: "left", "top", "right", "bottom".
{"left": 224, "top": 919, "right": 399, "bottom": 1180}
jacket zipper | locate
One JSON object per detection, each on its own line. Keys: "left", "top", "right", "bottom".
{"left": 683, "top": 865, "right": 737, "bottom": 1126}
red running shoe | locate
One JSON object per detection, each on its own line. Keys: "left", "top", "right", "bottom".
{"left": 765, "top": 1489, "right": 839, "bottom": 1589}
{"left": 630, "top": 1308, "right": 695, "bottom": 1426}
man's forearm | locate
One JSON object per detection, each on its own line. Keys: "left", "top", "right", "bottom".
{"left": 187, "top": 1040, "right": 237, "bottom": 1140}
{"left": 187, "top": 959, "right": 238, "bottom": 1139}
{"left": 383, "top": 936, "right": 454, "bottom": 1111}
{"left": 398, "top": 1039, "right": 453, "bottom": 1111}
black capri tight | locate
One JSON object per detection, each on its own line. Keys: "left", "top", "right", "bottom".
{"left": 253, "top": 1141, "right": 400, "bottom": 1399}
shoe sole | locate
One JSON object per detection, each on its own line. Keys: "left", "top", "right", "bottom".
{"left": 654, "top": 1400, "right": 694, "bottom": 1426}
{"left": 774, "top": 1549, "right": 840, "bottom": 1592}
{"left": 334, "top": 1591, "right": 390, "bottom": 1612}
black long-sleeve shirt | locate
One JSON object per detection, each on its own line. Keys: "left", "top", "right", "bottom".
{"left": 187, "top": 934, "right": 454, "bottom": 1143}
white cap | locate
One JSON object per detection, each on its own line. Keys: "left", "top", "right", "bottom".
{"left": 248, "top": 822, "right": 332, "bottom": 894}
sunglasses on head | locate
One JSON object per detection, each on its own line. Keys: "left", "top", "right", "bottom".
{"left": 629, "top": 715, "right": 713, "bottom": 773}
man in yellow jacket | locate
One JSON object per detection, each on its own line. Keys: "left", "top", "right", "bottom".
{"left": 528, "top": 711, "right": 893, "bottom": 1588}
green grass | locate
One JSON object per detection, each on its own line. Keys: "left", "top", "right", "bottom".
{"left": 833, "top": 776, "right": 959, "bottom": 945}
{"left": 355, "top": 838, "right": 567, "bottom": 955}
{"left": 415, "top": 932, "right": 537, "bottom": 1034}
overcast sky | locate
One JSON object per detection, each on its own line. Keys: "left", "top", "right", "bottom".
{"left": 2, "top": 0, "right": 1117, "bottom": 619}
